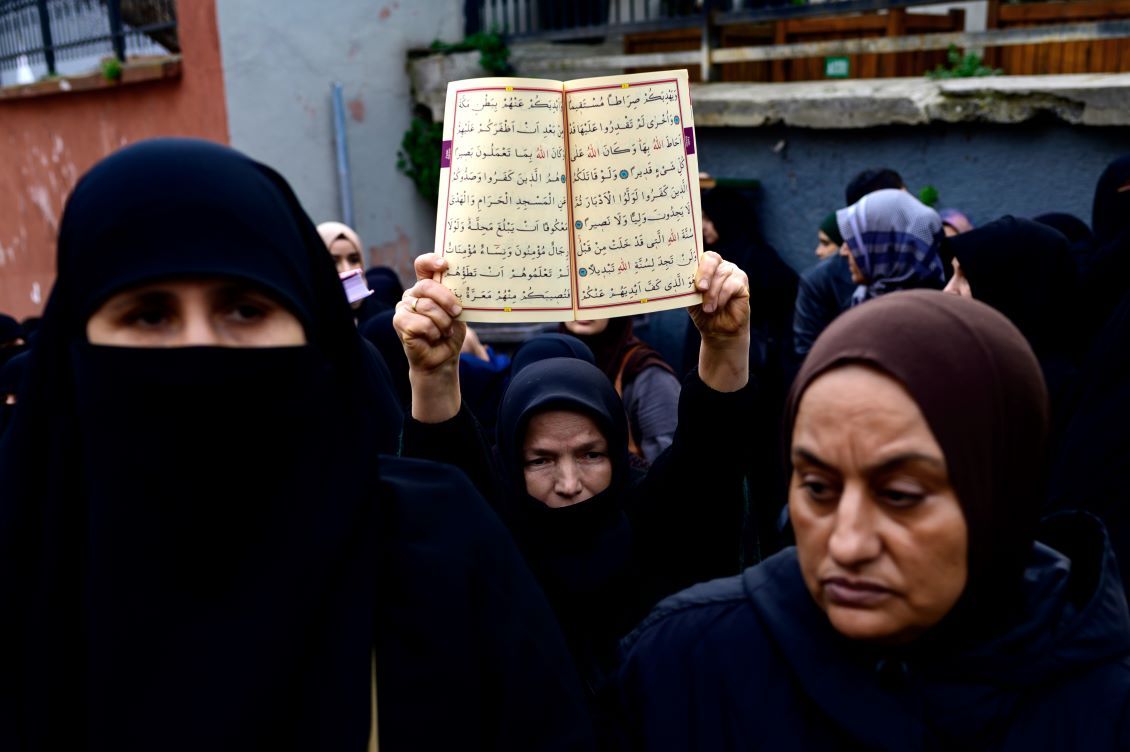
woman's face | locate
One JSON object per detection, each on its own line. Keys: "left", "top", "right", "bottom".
{"left": 86, "top": 277, "right": 306, "bottom": 347}
{"left": 815, "top": 231, "right": 839, "bottom": 259}
{"left": 328, "top": 238, "right": 364, "bottom": 276}
{"left": 943, "top": 257, "right": 973, "bottom": 298}
{"left": 564, "top": 319, "right": 609, "bottom": 337}
{"left": 521, "top": 409, "right": 613, "bottom": 508}
{"left": 839, "top": 243, "right": 866, "bottom": 284}
{"left": 702, "top": 214, "right": 719, "bottom": 246}
{"left": 789, "top": 365, "right": 968, "bottom": 645}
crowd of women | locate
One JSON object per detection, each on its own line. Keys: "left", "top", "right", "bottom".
{"left": 0, "top": 138, "right": 1128, "bottom": 750}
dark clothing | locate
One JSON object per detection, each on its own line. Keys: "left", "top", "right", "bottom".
{"left": 1050, "top": 290, "right": 1130, "bottom": 597}
{"left": 511, "top": 333, "right": 596, "bottom": 377}
{"left": 1078, "top": 155, "right": 1130, "bottom": 345}
{"left": 0, "top": 139, "right": 590, "bottom": 751}
{"left": 792, "top": 254, "right": 855, "bottom": 358}
{"left": 942, "top": 217, "right": 1080, "bottom": 450}
{"left": 374, "top": 458, "right": 595, "bottom": 752}
{"left": 402, "top": 368, "right": 755, "bottom": 699}
{"left": 617, "top": 513, "right": 1130, "bottom": 751}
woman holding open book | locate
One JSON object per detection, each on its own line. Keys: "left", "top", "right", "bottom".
{"left": 395, "top": 249, "right": 759, "bottom": 708}
{"left": 0, "top": 139, "right": 594, "bottom": 751}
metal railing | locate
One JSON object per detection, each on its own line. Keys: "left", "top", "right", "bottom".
{"left": 0, "top": 0, "right": 177, "bottom": 86}
{"left": 467, "top": 0, "right": 953, "bottom": 40}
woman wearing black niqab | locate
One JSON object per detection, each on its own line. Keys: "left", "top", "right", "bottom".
{"left": 942, "top": 216, "right": 1080, "bottom": 448}
{"left": 0, "top": 139, "right": 592, "bottom": 751}
{"left": 1077, "top": 155, "right": 1130, "bottom": 345}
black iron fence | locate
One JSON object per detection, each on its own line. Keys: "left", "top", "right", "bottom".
{"left": 0, "top": 0, "right": 177, "bottom": 86}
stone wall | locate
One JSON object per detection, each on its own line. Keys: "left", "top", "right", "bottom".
{"left": 696, "top": 118, "right": 1130, "bottom": 272}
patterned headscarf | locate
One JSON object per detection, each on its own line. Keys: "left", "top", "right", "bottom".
{"left": 837, "top": 189, "right": 945, "bottom": 305}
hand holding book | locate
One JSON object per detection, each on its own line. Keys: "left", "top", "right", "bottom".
{"left": 433, "top": 69, "right": 704, "bottom": 323}
{"left": 395, "top": 250, "right": 751, "bottom": 420}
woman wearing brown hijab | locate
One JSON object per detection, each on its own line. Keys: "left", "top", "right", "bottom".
{"left": 616, "top": 291, "right": 1130, "bottom": 751}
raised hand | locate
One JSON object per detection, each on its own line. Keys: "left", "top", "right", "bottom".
{"left": 393, "top": 253, "right": 465, "bottom": 422}
{"left": 688, "top": 251, "right": 751, "bottom": 392}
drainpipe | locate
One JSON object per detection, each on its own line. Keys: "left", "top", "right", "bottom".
{"left": 331, "top": 82, "right": 359, "bottom": 262}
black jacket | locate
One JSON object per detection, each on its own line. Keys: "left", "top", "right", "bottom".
{"left": 402, "top": 372, "right": 755, "bottom": 700}
{"left": 617, "top": 513, "right": 1130, "bottom": 751}
{"left": 793, "top": 254, "right": 855, "bottom": 358}
{"left": 374, "top": 457, "right": 595, "bottom": 751}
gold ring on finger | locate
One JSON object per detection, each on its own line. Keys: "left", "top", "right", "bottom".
{"left": 411, "top": 297, "right": 419, "bottom": 313}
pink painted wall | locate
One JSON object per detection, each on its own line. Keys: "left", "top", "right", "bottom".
{"left": 0, "top": 0, "right": 229, "bottom": 319}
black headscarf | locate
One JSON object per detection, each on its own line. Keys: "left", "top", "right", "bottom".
{"left": 360, "top": 309, "right": 412, "bottom": 410}
{"left": 1077, "top": 155, "right": 1130, "bottom": 344}
{"left": 1034, "top": 212, "right": 1094, "bottom": 249}
{"left": 1092, "top": 155, "right": 1130, "bottom": 249}
{"left": 0, "top": 314, "right": 20, "bottom": 343}
{"left": 510, "top": 333, "right": 595, "bottom": 377}
{"left": 0, "top": 139, "right": 401, "bottom": 749}
{"left": 497, "top": 357, "right": 629, "bottom": 506}
{"left": 0, "top": 314, "right": 25, "bottom": 371}
{"left": 943, "top": 216, "right": 1077, "bottom": 360}
{"left": 785, "top": 290, "right": 1049, "bottom": 639}
{"left": 0, "top": 350, "right": 27, "bottom": 437}
{"left": 1050, "top": 288, "right": 1130, "bottom": 596}
{"left": 701, "top": 186, "right": 798, "bottom": 340}
{"left": 494, "top": 356, "right": 641, "bottom": 693}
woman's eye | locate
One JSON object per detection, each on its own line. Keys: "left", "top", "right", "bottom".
{"left": 227, "top": 302, "right": 268, "bottom": 323}
{"left": 879, "top": 486, "right": 926, "bottom": 507}
{"left": 125, "top": 307, "right": 171, "bottom": 329}
{"left": 800, "top": 476, "right": 838, "bottom": 502}
{"left": 582, "top": 451, "right": 606, "bottom": 461}
{"left": 525, "top": 458, "right": 549, "bottom": 468}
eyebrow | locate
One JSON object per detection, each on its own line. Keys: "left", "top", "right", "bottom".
{"left": 792, "top": 447, "right": 945, "bottom": 476}
{"left": 102, "top": 289, "right": 175, "bottom": 314}
{"left": 526, "top": 439, "right": 607, "bottom": 456}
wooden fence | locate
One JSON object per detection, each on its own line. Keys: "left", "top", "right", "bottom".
{"left": 518, "top": 1, "right": 1130, "bottom": 81}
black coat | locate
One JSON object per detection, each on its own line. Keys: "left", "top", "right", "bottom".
{"left": 792, "top": 254, "right": 855, "bottom": 358}
{"left": 616, "top": 512, "right": 1130, "bottom": 751}
{"left": 374, "top": 457, "right": 595, "bottom": 751}
{"left": 402, "top": 372, "right": 755, "bottom": 701}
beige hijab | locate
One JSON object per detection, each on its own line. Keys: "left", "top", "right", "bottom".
{"left": 316, "top": 220, "right": 363, "bottom": 255}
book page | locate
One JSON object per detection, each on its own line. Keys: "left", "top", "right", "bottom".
{"left": 564, "top": 69, "right": 703, "bottom": 319}
{"left": 433, "top": 77, "right": 575, "bottom": 323}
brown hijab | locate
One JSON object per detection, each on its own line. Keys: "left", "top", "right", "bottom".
{"left": 785, "top": 290, "right": 1049, "bottom": 630}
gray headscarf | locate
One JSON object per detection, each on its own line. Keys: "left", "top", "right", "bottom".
{"left": 837, "top": 189, "right": 945, "bottom": 304}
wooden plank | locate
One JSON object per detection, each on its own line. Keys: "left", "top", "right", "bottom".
{"left": 517, "top": 20, "right": 1130, "bottom": 74}
{"left": 708, "top": 20, "right": 1130, "bottom": 64}
{"left": 1063, "top": 40, "right": 1079, "bottom": 74}
{"left": 783, "top": 16, "right": 887, "bottom": 35}
{"left": 883, "top": 8, "right": 907, "bottom": 77}
{"left": 772, "top": 20, "right": 786, "bottom": 83}
{"left": 984, "top": 0, "right": 1002, "bottom": 68}
{"left": 999, "top": 0, "right": 1130, "bottom": 24}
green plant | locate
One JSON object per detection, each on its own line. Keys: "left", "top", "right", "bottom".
{"left": 101, "top": 57, "right": 123, "bottom": 82}
{"left": 926, "top": 45, "right": 1001, "bottom": 79}
{"left": 431, "top": 31, "right": 512, "bottom": 76}
{"left": 397, "top": 115, "right": 444, "bottom": 202}
{"left": 918, "top": 185, "right": 940, "bottom": 208}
